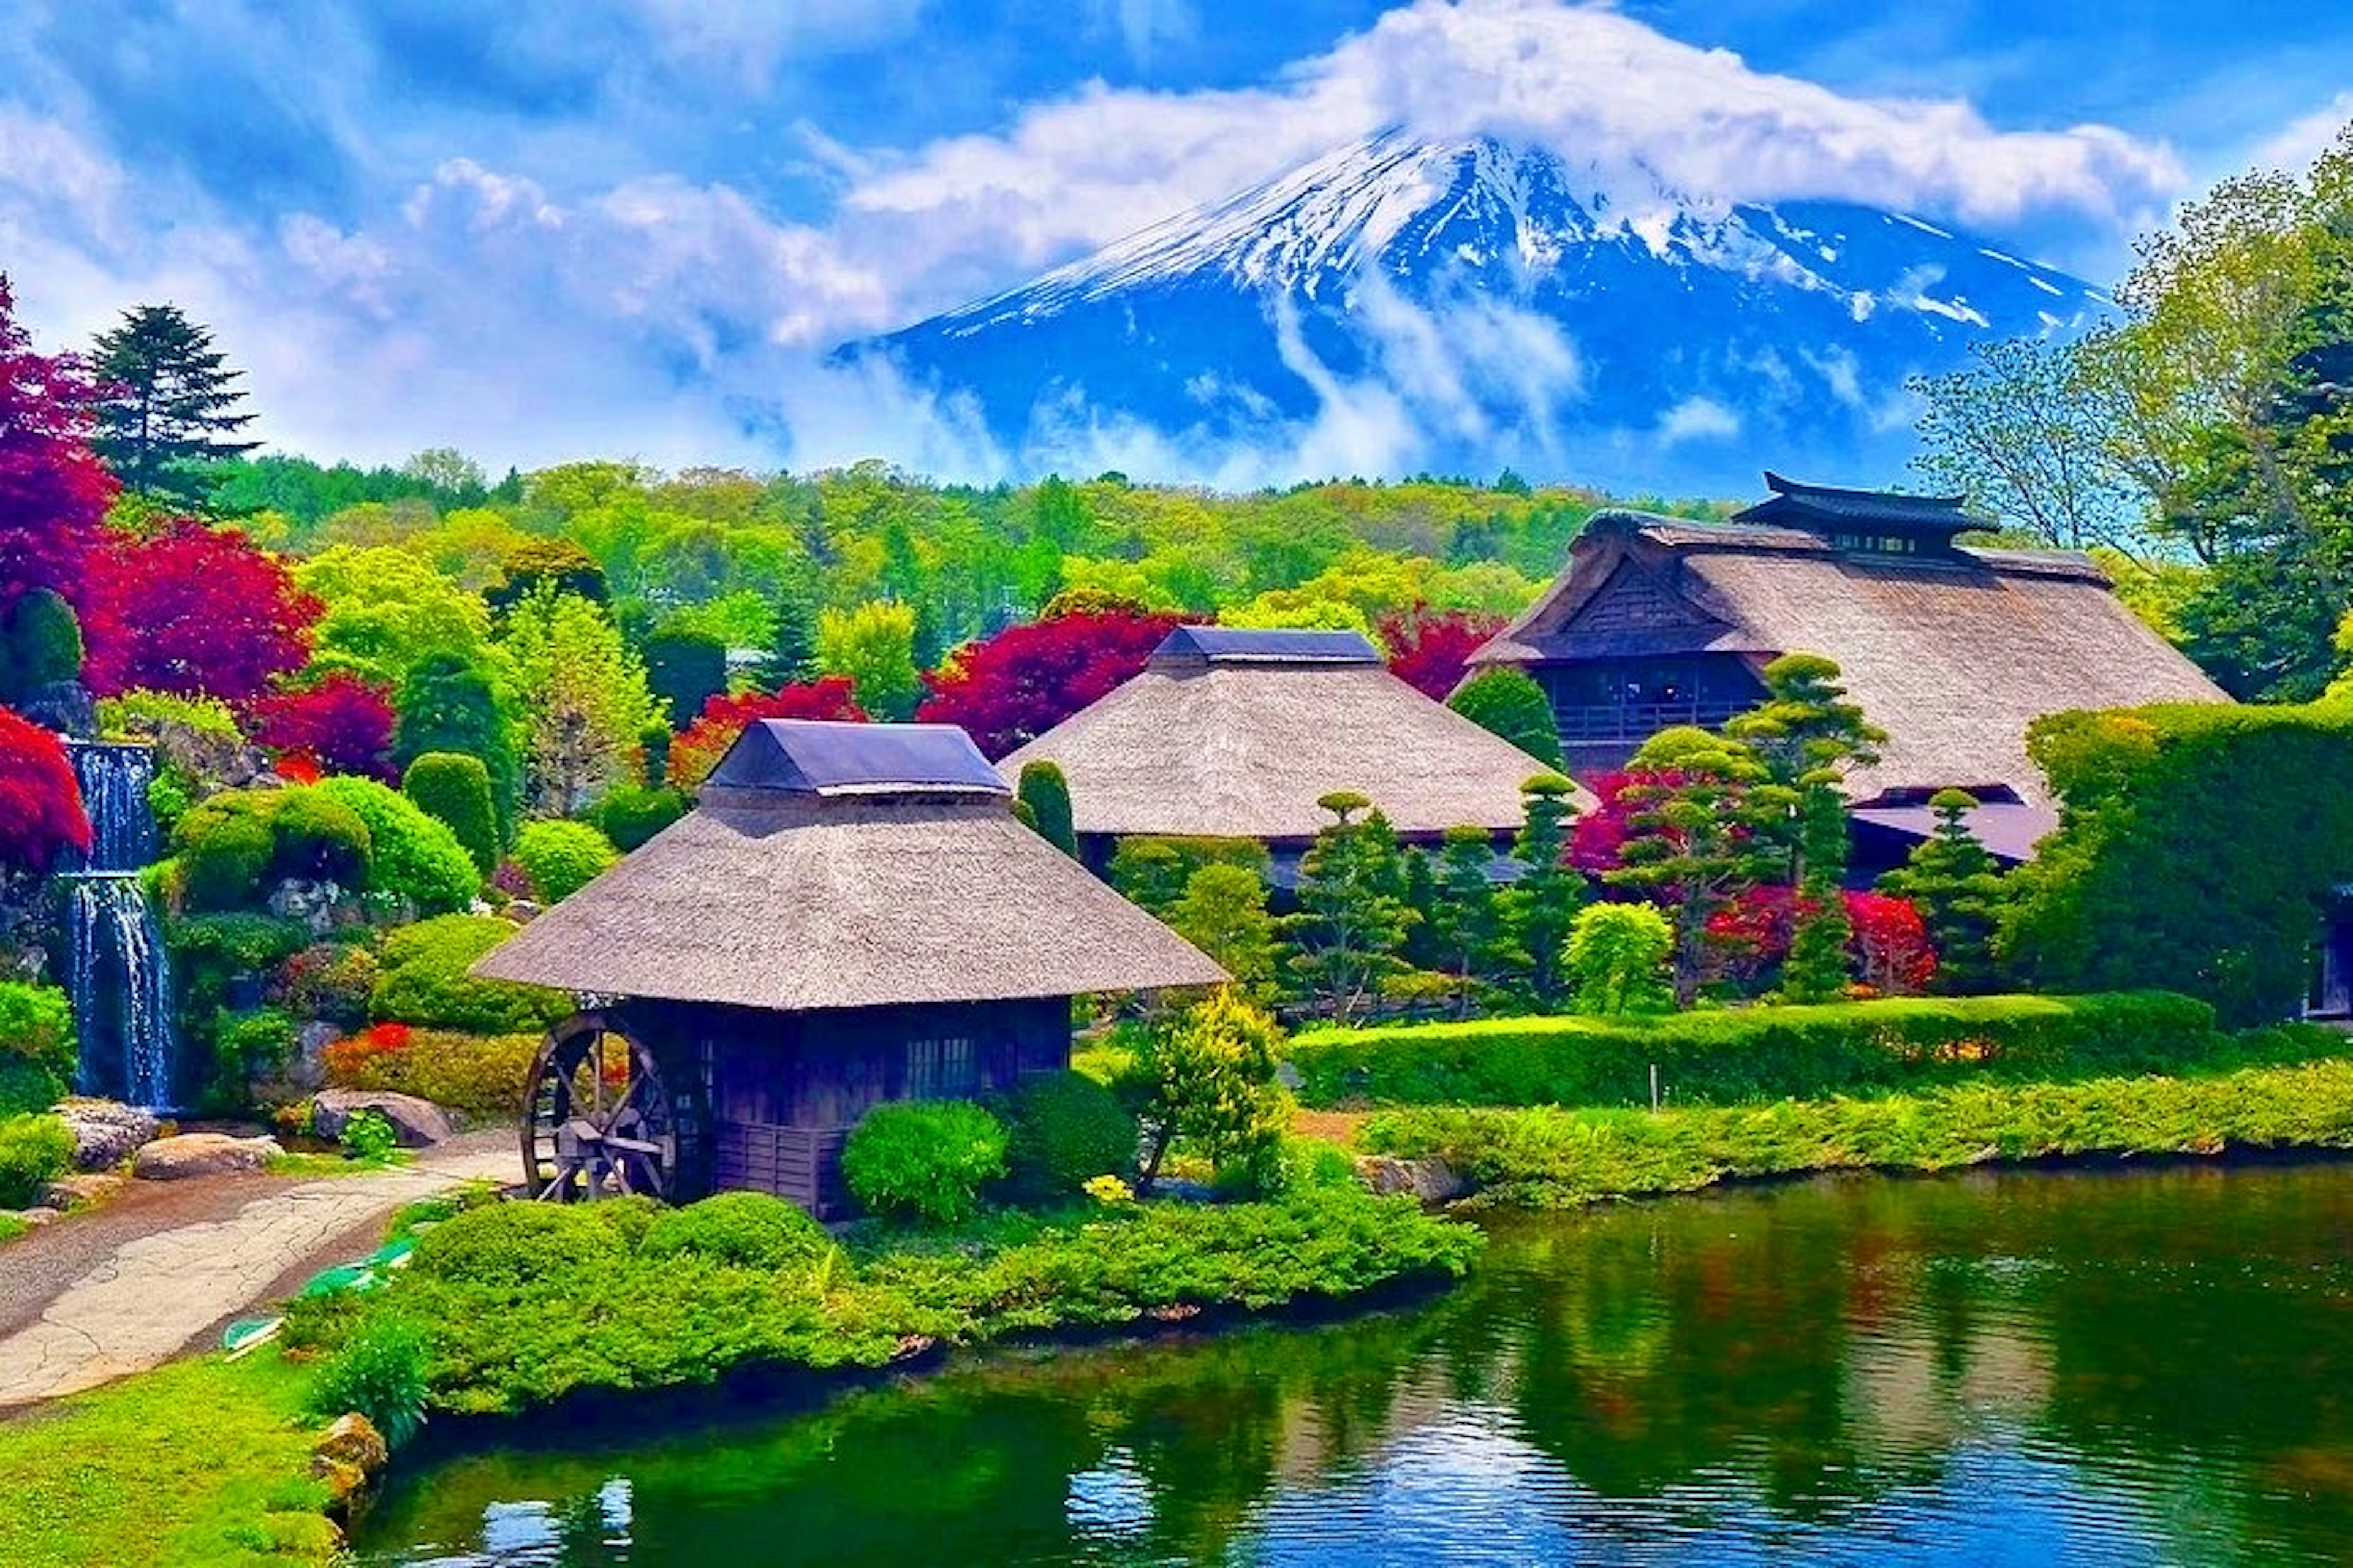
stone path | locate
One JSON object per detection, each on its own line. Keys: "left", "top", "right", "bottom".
{"left": 0, "top": 1134, "right": 513, "bottom": 1407}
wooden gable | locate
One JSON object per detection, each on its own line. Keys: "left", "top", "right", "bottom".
{"left": 1563, "top": 560, "right": 1707, "bottom": 635}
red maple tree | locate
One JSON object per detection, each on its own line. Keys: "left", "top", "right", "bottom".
{"left": 916, "top": 604, "right": 1184, "bottom": 759}
{"left": 669, "top": 678, "right": 869, "bottom": 789}
{"left": 1705, "top": 885, "right": 1938, "bottom": 995}
{"left": 0, "top": 704, "right": 91, "bottom": 870}
{"left": 0, "top": 277, "right": 115, "bottom": 616}
{"left": 249, "top": 670, "right": 398, "bottom": 782}
{"left": 80, "top": 520, "right": 320, "bottom": 702}
{"left": 1377, "top": 607, "right": 1505, "bottom": 700}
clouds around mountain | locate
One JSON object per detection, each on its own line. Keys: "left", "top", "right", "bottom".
{"left": 0, "top": 0, "right": 2328, "bottom": 487}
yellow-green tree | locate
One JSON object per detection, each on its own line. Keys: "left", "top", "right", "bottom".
{"left": 817, "top": 600, "right": 922, "bottom": 720}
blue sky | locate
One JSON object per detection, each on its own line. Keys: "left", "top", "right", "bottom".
{"left": 1, "top": 0, "right": 2344, "bottom": 479}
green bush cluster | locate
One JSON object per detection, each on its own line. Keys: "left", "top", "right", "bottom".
{"left": 171, "top": 787, "right": 372, "bottom": 911}
{"left": 0, "top": 1114, "right": 74, "bottom": 1208}
{"left": 207, "top": 1007, "right": 296, "bottom": 1110}
{"left": 286, "top": 1184, "right": 1481, "bottom": 1417}
{"left": 308, "top": 1317, "right": 429, "bottom": 1449}
{"left": 1446, "top": 667, "right": 1564, "bottom": 768}
{"left": 1363, "top": 1058, "right": 2353, "bottom": 1208}
{"left": 512, "top": 819, "right": 619, "bottom": 903}
{"left": 401, "top": 752, "right": 499, "bottom": 877}
{"left": 312, "top": 776, "right": 480, "bottom": 915}
{"left": 841, "top": 1100, "right": 1009, "bottom": 1225}
{"left": 991, "top": 1070, "right": 1139, "bottom": 1203}
{"left": 1286, "top": 992, "right": 2250, "bottom": 1110}
{"left": 586, "top": 784, "right": 688, "bottom": 851}
{"left": 368, "top": 914, "right": 571, "bottom": 1034}
{"left": 263, "top": 941, "right": 379, "bottom": 1029}
{"left": 0, "top": 587, "right": 82, "bottom": 699}
{"left": 0, "top": 982, "right": 75, "bottom": 1116}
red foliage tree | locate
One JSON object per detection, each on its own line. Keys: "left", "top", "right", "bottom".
{"left": 669, "top": 677, "right": 868, "bottom": 789}
{"left": 249, "top": 670, "right": 398, "bottom": 782}
{"left": 1377, "top": 607, "right": 1505, "bottom": 700}
{"left": 915, "top": 604, "right": 1185, "bottom": 759}
{"left": 0, "top": 277, "right": 116, "bottom": 614}
{"left": 0, "top": 705, "right": 91, "bottom": 870}
{"left": 1568, "top": 770, "right": 1688, "bottom": 874}
{"left": 1705, "top": 885, "right": 1938, "bottom": 996}
{"left": 80, "top": 520, "right": 320, "bottom": 702}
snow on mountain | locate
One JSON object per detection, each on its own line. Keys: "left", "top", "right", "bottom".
{"left": 836, "top": 130, "right": 2109, "bottom": 495}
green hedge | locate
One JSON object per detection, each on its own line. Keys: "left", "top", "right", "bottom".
{"left": 1286, "top": 992, "right": 2264, "bottom": 1109}
{"left": 369, "top": 914, "right": 572, "bottom": 1034}
{"left": 312, "top": 777, "right": 480, "bottom": 915}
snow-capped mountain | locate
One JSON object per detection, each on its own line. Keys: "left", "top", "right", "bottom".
{"left": 838, "top": 131, "right": 2110, "bottom": 495}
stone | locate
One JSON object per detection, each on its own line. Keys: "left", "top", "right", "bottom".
{"left": 281, "top": 1021, "right": 344, "bottom": 1094}
{"left": 313, "top": 1412, "right": 390, "bottom": 1475}
{"left": 1355, "top": 1154, "right": 1469, "bottom": 1205}
{"left": 267, "top": 878, "right": 347, "bottom": 937}
{"left": 51, "top": 1099, "right": 162, "bottom": 1171}
{"left": 37, "top": 1172, "right": 126, "bottom": 1210}
{"left": 309, "top": 1089, "right": 453, "bottom": 1148}
{"left": 505, "top": 899, "right": 545, "bottom": 923}
{"left": 310, "top": 1455, "right": 367, "bottom": 1507}
{"left": 2, "top": 1206, "right": 62, "bottom": 1229}
{"left": 132, "top": 1132, "right": 282, "bottom": 1181}
{"left": 18, "top": 679, "right": 95, "bottom": 737}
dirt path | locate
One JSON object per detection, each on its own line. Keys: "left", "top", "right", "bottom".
{"left": 0, "top": 1132, "right": 513, "bottom": 1408}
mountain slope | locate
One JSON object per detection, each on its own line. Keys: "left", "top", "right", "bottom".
{"left": 839, "top": 131, "right": 2108, "bottom": 495}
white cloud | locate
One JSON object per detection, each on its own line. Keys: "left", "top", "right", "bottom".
{"left": 1091, "top": 0, "right": 1199, "bottom": 69}
{"left": 2245, "top": 92, "right": 2353, "bottom": 178}
{"left": 624, "top": 0, "right": 930, "bottom": 88}
{"left": 1656, "top": 396, "right": 1740, "bottom": 446}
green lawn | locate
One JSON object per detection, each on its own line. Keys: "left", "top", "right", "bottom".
{"left": 0, "top": 1350, "right": 338, "bottom": 1568}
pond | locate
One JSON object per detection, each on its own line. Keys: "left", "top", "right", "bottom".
{"left": 355, "top": 1163, "right": 2353, "bottom": 1566}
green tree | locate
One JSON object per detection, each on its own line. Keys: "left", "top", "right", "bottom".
{"left": 1122, "top": 988, "right": 1287, "bottom": 1194}
{"left": 1506, "top": 771, "right": 1584, "bottom": 1008}
{"left": 816, "top": 600, "right": 922, "bottom": 721}
{"left": 0, "top": 588, "right": 83, "bottom": 703}
{"left": 295, "top": 546, "right": 494, "bottom": 689}
{"left": 401, "top": 752, "right": 498, "bottom": 877}
{"left": 487, "top": 537, "right": 609, "bottom": 615}
{"left": 89, "top": 303, "right": 258, "bottom": 503}
{"left": 1167, "top": 862, "right": 1282, "bottom": 1001}
{"left": 1447, "top": 668, "right": 1564, "bottom": 768}
{"left": 393, "top": 652, "right": 522, "bottom": 847}
{"left": 1015, "top": 760, "right": 1077, "bottom": 855}
{"left": 1285, "top": 792, "right": 1415, "bottom": 1021}
{"left": 1428, "top": 824, "right": 1520, "bottom": 1016}
{"left": 1605, "top": 727, "right": 1786, "bottom": 1004}
{"left": 1565, "top": 903, "right": 1676, "bottom": 1016}
{"left": 759, "top": 582, "right": 820, "bottom": 687}
{"left": 1877, "top": 789, "right": 2010, "bottom": 993}
{"left": 495, "top": 585, "right": 662, "bottom": 815}
{"left": 642, "top": 623, "right": 728, "bottom": 730}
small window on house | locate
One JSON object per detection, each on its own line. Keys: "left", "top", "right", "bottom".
{"left": 907, "top": 1036, "right": 978, "bottom": 1099}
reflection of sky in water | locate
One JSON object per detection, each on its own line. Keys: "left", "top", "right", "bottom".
{"left": 1067, "top": 1447, "right": 1154, "bottom": 1539}
{"left": 407, "top": 1477, "right": 634, "bottom": 1566}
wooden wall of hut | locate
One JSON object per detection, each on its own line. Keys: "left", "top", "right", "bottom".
{"left": 672, "top": 996, "right": 1073, "bottom": 1216}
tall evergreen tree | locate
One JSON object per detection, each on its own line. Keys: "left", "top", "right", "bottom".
{"left": 1506, "top": 771, "right": 1583, "bottom": 1007}
{"left": 89, "top": 304, "right": 259, "bottom": 504}
{"left": 1878, "top": 789, "right": 2010, "bottom": 993}
{"left": 1285, "top": 792, "right": 1415, "bottom": 1021}
{"left": 1431, "top": 824, "right": 1515, "bottom": 1017}
{"left": 1606, "top": 727, "right": 1787, "bottom": 1004}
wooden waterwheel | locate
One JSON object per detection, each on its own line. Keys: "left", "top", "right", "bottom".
{"left": 521, "top": 1011, "right": 705, "bottom": 1202}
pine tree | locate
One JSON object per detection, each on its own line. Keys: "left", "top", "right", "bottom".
{"left": 1431, "top": 824, "right": 1514, "bottom": 1017}
{"left": 1285, "top": 792, "right": 1415, "bottom": 1021}
{"left": 1605, "top": 727, "right": 1788, "bottom": 1004}
{"left": 1878, "top": 789, "right": 2010, "bottom": 993}
{"left": 1016, "top": 760, "right": 1077, "bottom": 856}
{"left": 89, "top": 304, "right": 259, "bottom": 504}
{"left": 1506, "top": 772, "right": 1583, "bottom": 1007}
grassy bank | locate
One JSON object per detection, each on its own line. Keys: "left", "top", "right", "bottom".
{"left": 1362, "top": 1059, "right": 2353, "bottom": 1206}
{"left": 289, "top": 1185, "right": 1483, "bottom": 1420}
{"left": 1288, "top": 992, "right": 2337, "bottom": 1110}
{"left": 0, "top": 1350, "right": 336, "bottom": 1568}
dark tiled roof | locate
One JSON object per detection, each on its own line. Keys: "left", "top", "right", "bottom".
{"left": 1150, "top": 626, "right": 1384, "bottom": 666}
{"left": 1733, "top": 471, "right": 1992, "bottom": 534}
{"left": 703, "top": 720, "right": 1009, "bottom": 797}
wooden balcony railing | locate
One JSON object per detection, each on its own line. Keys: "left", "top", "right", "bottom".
{"left": 1555, "top": 700, "right": 1749, "bottom": 743}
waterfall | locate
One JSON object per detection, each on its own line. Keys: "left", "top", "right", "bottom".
{"left": 59, "top": 741, "right": 177, "bottom": 1108}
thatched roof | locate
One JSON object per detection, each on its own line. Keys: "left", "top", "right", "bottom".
{"left": 1472, "top": 508, "right": 2227, "bottom": 809}
{"left": 472, "top": 721, "right": 1227, "bottom": 1009}
{"left": 998, "top": 627, "right": 1582, "bottom": 843}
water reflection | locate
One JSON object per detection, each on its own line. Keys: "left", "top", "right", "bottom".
{"left": 358, "top": 1164, "right": 2353, "bottom": 1567}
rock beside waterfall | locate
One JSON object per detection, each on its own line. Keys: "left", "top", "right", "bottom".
{"left": 133, "top": 1132, "right": 282, "bottom": 1180}
{"left": 309, "top": 1089, "right": 452, "bottom": 1148}
{"left": 51, "top": 1099, "right": 162, "bottom": 1170}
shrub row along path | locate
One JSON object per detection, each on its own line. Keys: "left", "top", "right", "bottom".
{"left": 0, "top": 1131, "right": 512, "bottom": 1408}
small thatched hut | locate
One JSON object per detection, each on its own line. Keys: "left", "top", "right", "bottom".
{"left": 1469, "top": 474, "right": 2227, "bottom": 866}
{"left": 472, "top": 719, "right": 1226, "bottom": 1214}
{"left": 997, "top": 626, "right": 1582, "bottom": 876}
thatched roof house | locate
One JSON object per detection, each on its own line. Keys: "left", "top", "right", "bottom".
{"left": 998, "top": 627, "right": 1582, "bottom": 860}
{"left": 1470, "top": 474, "right": 2227, "bottom": 858}
{"left": 475, "top": 719, "right": 1224, "bottom": 1213}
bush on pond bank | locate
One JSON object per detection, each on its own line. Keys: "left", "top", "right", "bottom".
{"left": 284, "top": 1186, "right": 1482, "bottom": 1417}
{"left": 1361, "top": 1059, "right": 2353, "bottom": 1208}
{"left": 1285, "top": 991, "right": 2317, "bottom": 1110}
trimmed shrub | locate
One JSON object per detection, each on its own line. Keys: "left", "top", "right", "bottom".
{"left": 1287, "top": 991, "right": 2237, "bottom": 1110}
{"left": 313, "top": 776, "right": 480, "bottom": 915}
{"left": 1447, "top": 667, "right": 1564, "bottom": 768}
{"left": 841, "top": 1100, "right": 1009, "bottom": 1225}
{"left": 309, "top": 1316, "right": 430, "bottom": 1448}
{"left": 409, "top": 1197, "right": 648, "bottom": 1288}
{"left": 642, "top": 1192, "right": 834, "bottom": 1273}
{"left": 402, "top": 753, "right": 498, "bottom": 877}
{"left": 1015, "top": 761, "right": 1077, "bottom": 855}
{"left": 326, "top": 1026, "right": 539, "bottom": 1118}
{"left": 0, "top": 1113, "right": 73, "bottom": 1208}
{"left": 993, "top": 1070, "right": 1139, "bottom": 1202}
{"left": 0, "top": 586, "right": 83, "bottom": 697}
{"left": 369, "top": 914, "right": 572, "bottom": 1035}
{"left": 170, "top": 787, "right": 372, "bottom": 911}
{"left": 0, "top": 981, "right": 76, "bottom": 1094}
{"left": 512, "top": 819, "right": 619, "bottom": 904}
{"left": 588, "top": 783, "right": 688, "bottom": 851}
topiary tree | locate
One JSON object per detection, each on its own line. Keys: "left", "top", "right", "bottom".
{"left": 1284, "top": 792, "right": 1415, "bottom": 1022}
{"left": 992, "top": 1070, "right": 1139, "bottom": 1203}
{"left": 1565, "top": 903, "right": 1676, "bottom": 1016}
{"left": 1877, "top": 789, "right": 2010, "bottom": 994}
{"left": 1430, "top": 824, "right": 1519, "bottom": 1015}
{"left": 0, "top": 588, "right": 83, "bottom": 703}
{"left": 1107, "top": 836, "right": 1268, "bottom": 918}
{"left": 393, "top": 652, "right": 521, "bottom": 849}
{"left": 311, "top": 776, "right": 480, "bottom": 914}
{"left": 1448, "top": 667, "right": 1564, "bottom": 768}
{"left": 840, "top": 1100, "right": 1009, "bottom": 1225}
{"left": 1506, "top": 773, "right": 1583, "bottom": 1008}
{"left": 1167, "top": 862, "right": 1282, "bottom": 1000}
{"left": 1015, "top": 760, "right": 1077, "bottom": 855}
{"left": 1122, "top": 988, "right": 1288, "bottom": 1195}
{"left": 402, "top": 752, "right": 498, "bottom": 877}
{"left": 512, "top": 819, "right": 620, "bottom": 904}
